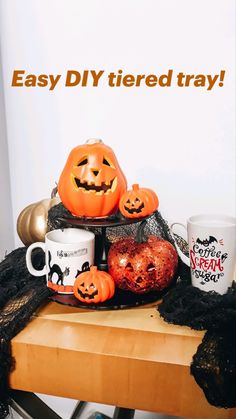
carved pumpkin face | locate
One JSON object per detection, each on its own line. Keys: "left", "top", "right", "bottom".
{"left": 119, "top": 184, "right": 159, "bottom": 219}
{"left": 73, "top": 266, "right": 115, "bottom": 303}
{"left": 108, "top": 235, "right": 178, "bottom": 294}
{"left": 58, "top": 139, "right": 127, "bottom": 217}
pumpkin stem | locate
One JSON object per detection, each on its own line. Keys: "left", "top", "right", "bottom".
{"left": 86, "top": 139, "right": 103, "bottom": 145}
{"left": 90, "top": 266, "right": 98, "bottom": 273}
{"left": 51, "top": 184, "right": 58, "bottom": 198}
{"left": 132, "top": 184, "right": 140, "bottom": 192}
{"left": 135, "top": 220, "right": 148, "bottom": 244}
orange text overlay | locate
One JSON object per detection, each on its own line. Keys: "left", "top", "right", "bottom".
{"left": 11, "top": 69, "right": 226, "bottom": 91}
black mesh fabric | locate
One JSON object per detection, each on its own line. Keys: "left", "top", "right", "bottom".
{"left": 158, "top": 281, "right": 236, "bottom": 408}
{"left": 191, "top": 330, "right": 236, "bottom": 408}
{"left": 0, "top": 248, "right": 51, "bottom": 418}
{"left": 48, "top": 203, "right": 176, "bottom": 244}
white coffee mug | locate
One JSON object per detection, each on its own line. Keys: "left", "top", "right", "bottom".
{"left": 26, "top": 228, "right": 95, "bottom": 294}
{"left": 171, "top": 214, "right": 236, "bottom": 294}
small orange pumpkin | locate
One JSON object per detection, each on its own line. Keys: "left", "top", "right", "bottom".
{"left": 119, "top": 184, "right": 159, "bottom": 219}
{"left": 73, "top": 266, "right": 115, "bottom": 304}
{"left": 58, "top": 139, "right": 127, "bottom": 217}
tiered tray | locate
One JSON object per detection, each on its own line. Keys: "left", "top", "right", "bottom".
{"left": 51, "top": 212, "right": 176, "bottom": 309}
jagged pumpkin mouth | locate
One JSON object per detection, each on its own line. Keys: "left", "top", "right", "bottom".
{"left": 124, "top": 202, "right": 144, "bottom": 214}
{"left": 76, "top": 288, "right": 99, "bottom": 299}
{"left": 74, "top": 177, "right": 117, "bottom": 195}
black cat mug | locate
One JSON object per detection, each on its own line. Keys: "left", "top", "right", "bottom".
{"left": 26, "top": 228, "right": 95, "bottom": 294}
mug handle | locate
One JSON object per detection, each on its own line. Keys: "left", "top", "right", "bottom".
{"left": 170, "top": 222, "right": 190, "bottom": 267}
{"left": 26, "top": 242, "right": 47, "bottom": 276}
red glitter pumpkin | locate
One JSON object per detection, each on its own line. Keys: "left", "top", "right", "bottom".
{"left": 108, "top": 222, "right": 178, "bottom": 294}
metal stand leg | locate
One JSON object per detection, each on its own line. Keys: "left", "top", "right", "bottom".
{"left": 9, "top": 390, "right": 88, "bottom": 419}
{"left": 9, "top": 390, "right": 62, "bottom": 419}
{"left": 113, "top": 407, "right": 135, "bottom": 419}
{"left": 70, "top": 400, "right": 87, "bottom": 419}
{"left": 95, "top": 227, "right": 108, "bottom": 272}
{"left": 9, "top": 391, "right": 135, "bottom": 419}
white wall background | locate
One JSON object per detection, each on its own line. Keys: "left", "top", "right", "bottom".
{"left": 0, "top": 50, "right": 14, "bottom": 258}
{"left": 0, "top": 0, "right": 235, "bottom": 248}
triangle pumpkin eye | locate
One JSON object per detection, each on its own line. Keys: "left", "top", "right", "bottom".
{"left": 103, "top": 157, "right": 111, "bottom": 166}
{"left": 78, "top": 158, "right": 88, "bottom": 166}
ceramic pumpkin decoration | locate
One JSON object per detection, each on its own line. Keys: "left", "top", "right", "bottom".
{"left": 58, "top": 139, "right": 127, "bottom": 217}
{"left": 108, "top": 222, "right": 178, "bottom": 294}
{"left": 17, "top": 187, "right": 60, "bottom": 246}
{"left": 119, "top": 184, "right": 159, "bottom": 219}
{"left": 73, "top": 266, "right": 115, "bottom": 303}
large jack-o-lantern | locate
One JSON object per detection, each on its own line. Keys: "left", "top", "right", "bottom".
{"left": 58, "top": 139, "right": 127, "bottom": 217}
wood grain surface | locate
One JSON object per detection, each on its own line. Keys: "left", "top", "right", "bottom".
{"left": 9, "top": 301, "right": 236, "bottom": 419}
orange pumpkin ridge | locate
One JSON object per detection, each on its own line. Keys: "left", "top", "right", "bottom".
{"left": 58, "top": 140, "right": 127, "bottom": 217}
{"left": 119, "top": 184, "right": 159, "bottom": 219}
